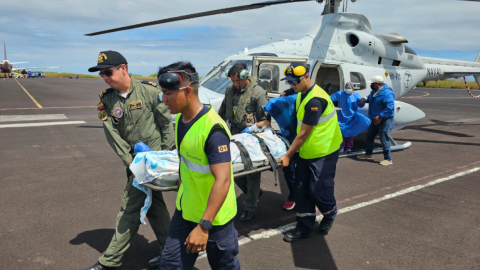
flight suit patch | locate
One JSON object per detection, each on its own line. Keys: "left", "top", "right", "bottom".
{"left": 113, "top": 107, "right": 123, "bottom": 118}
{"left": 129, "top": 100, "right": 143, "bottom": 110}
{"left": 98, "top": 110, "right": 108, "bottom": 121}
{"left": 97, "top": 102, "right": 105, "bottom": 111}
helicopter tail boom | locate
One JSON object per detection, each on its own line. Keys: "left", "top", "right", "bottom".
{"left": 421, "top": 56, "right": 480, "bottom": 83}
{"left": 474, "top": 50, "right": 480, "bottom": 87}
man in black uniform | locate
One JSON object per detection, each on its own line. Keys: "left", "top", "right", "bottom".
{"left": 79, "top": 51, "right": 174, "bottom": 270}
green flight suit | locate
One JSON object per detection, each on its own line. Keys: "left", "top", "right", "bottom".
{"left": 97, "top": 78, "right": 174, "bottom": 267}
{"left": 218, "top": 77, "right": 269, "bottom": 212}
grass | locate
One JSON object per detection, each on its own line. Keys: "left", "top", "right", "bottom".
{"left": 40, "top": 72, "right": 153, "bottom": 79}
{"left": 416, "top": 80, "right": 479, "bottom": 90}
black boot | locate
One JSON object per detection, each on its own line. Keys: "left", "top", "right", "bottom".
{"left": 283, "top": 229, "right": 311, "bottom": 243}
{"left": 239, "top": 210, "right": 255, "bottom": 222}
{"left": 318, "top": 218, "right": 335, "bottom": 235}
{"left": 147, "top": 255, "right": 161, "bottom": 270}
{"left": 78, "top": 262, "right": 116, "bottom": 270}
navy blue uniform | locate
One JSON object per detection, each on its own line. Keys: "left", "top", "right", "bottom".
{"left": 295, "top": 87, "right": 339, "bottom": 233}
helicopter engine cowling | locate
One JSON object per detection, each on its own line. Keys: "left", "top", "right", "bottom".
{"left": 346, "top": 31, "right": 373, "bottom": 52}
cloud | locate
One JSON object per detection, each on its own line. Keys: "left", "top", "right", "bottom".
{"left": 2, "top": 0, "right": 479, "bottom": 76}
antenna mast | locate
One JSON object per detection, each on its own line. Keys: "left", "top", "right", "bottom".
{"left": 320, "top": 0, "right": 356, "bottom": 14}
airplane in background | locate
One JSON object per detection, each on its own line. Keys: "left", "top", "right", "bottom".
{"left": 1, "top": 41, "right": 60, "bottom": 77}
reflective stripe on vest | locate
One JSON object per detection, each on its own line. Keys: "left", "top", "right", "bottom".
{"left": 179, "top": 153, "right": 211, "bottom": 174}
{"left": 297, "top": 109, "right": 336, "bottom": 126}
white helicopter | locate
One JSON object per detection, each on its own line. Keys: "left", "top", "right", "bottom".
{"left": 86, "top": 0, "right": 480, "bottom": 151}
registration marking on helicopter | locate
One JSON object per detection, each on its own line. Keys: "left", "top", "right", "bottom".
{"left": 198, "top": 166, "right": 480, "bottom": 259}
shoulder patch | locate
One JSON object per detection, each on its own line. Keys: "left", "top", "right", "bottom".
{"left": 97, "top": 102, "right": 105, "bottom": 111}
{"left": 218, "top": 145, "right": 228, "bottom": 153}
{"left": 98, "top": 110, "right": 108, "bottom": 121}
{"left": 99, "top": 88, "right": 114, "bottom": 98}
{"left": 141, "top": 80, "right": 158, "bottom": 88}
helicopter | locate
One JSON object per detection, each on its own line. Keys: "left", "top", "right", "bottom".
{"left": 85, "top": 0, "right": 480, "bottom": 134}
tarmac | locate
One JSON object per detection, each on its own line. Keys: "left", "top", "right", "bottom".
{"left": 0, "top": 77, "right": 479, "bottom": 270}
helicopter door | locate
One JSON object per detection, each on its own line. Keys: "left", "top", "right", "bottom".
{"left": 311, "top": 63, "right": 344, "bottom": 95}
{"left": 251, "top": 56, "right": 308, "bottom": 98}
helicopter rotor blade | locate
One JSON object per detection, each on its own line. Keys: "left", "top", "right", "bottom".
{"left": 85, "top": 0, "right": 314, "bottom": 36}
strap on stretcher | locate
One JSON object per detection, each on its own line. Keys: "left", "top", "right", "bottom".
{"left": 232, "top": 140, "right": 254, "bottom": 171}
{"left": 252, "top": 134, "right": 278, "bottom": 186}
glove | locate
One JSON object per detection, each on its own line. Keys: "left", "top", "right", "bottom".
{"left": 134, "top": 142, "right": 151, "bottom": 155}
{"left": 241, "top": 125, "right": 258, "bottom": 134}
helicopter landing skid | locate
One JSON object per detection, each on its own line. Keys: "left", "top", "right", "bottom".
{"left": 339, "top": 135, "right": 411, "bottom": 158}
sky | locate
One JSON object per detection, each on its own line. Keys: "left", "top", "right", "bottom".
{"left": 1, "top": 0, "right": 479, "bottom": 77}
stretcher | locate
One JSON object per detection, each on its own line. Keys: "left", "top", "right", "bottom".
{"left": 141, "top": 157, "right": 282, "bottom": 192}
{"left": 139, "top": 131, "right": 412, "bottom": 192}
{"left": 140, "top": 129, "right": 290, "bottom": 192}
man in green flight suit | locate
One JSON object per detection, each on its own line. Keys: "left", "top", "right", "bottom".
{"left": 218, "top": 63, "right": 271, "bottom": 222}
{"left": 79, "top": 51, "right": 174, "bottom": 270}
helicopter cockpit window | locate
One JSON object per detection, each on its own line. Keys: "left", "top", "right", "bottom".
{"left": 404, "top": 45, "right": 417, "bottom": 55}
{"left": 201, "top": 60, "right": 252, "bottom": 94}
{"left": 257, "top": 63, "right": 281, "bottom": 94}
{"left": 350, "top": 72, "right": 366, "bottom": 90}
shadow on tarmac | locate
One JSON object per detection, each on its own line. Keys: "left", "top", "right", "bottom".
{"left": 393, "top": 138, "right": 480, "bottom": 147}
{"left": 70, "top": 229, "right": 172, "bottom": 270}
{"left": 78, "top": 125, "right": 103, "bottom": 129}
{"left": 233, "top": 169, "right": 338, "bottom": 269}
{"left": 288, "top": 234, "right": 338, "bottom": 270}
{"left": 403, "top": 119, "right": 479, "bottom": 138}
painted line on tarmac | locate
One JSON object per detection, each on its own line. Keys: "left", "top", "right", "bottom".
{"left": 0, "top": 106, "right": 96, "bottom": 111}
{"left": 409, "top": 90, "right": 430, "bottom": 97}
{"left": 0, "top": 121, "right": 86, "bottom": 129}
{"left": 401, "top": 96, "right": 480, "bottom": 99}
{"left": 198, "top": 167, "right": 480, "bottom": 259}
{"left": 14, "top": 78, "right": 43, "bottom": 108}
{"left": 0, "top": 114, "right": 68, "bottom": 122}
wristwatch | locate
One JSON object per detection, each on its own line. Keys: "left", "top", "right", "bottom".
{"left": 199, "top": 219, "right": 213, "bottom": 230}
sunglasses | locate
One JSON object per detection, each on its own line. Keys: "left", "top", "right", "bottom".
{"left": 99, "top": 66, "right": 121, "bottom": 77}
{"left": 286, "top": 75, "right": 305, "bottom": 85}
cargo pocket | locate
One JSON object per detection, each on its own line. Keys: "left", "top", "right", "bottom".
{"left": 120, "top": 177, "right": 134, "bottom": 211}
{"left": 208, "top": 228, "right": 239, "bottom": 269}
{"left": 324, "top": 180, "right": 335, "bottom": 188}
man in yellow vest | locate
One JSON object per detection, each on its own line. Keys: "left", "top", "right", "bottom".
{"left": 279, "top": 62, "right": 343, "bottom": 243}
{"left": 157, "top": 61, "right": 240, "bottom": 269}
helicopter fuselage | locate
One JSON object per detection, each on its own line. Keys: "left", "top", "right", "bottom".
{"left": 197, "top": 13, "right": 480, "bottom": 130}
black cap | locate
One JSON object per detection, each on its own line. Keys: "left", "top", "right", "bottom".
{"left": 281, "top": 62, "right": 308, "bottom": 81}
{"left": 88, "top": 50, "right": 128, "bottom": 72}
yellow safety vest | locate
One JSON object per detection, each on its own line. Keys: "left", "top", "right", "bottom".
{"left": 175, "top": 107, "right": 237, "bottom": 225}
{"left": 296, "top": 85, "right": 342, "bottom": 159}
